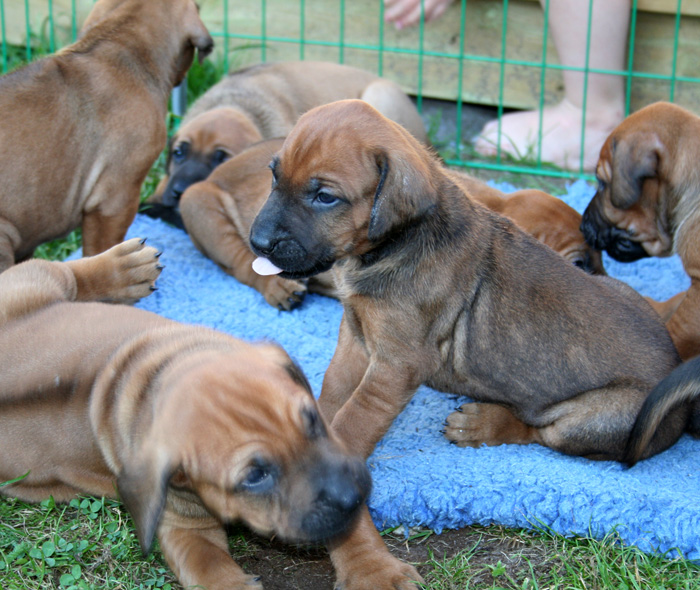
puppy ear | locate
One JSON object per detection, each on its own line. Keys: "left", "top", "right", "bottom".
{"left": 367, "top": 150, "right": 436, "bottom": 242}
{"left": 609, "top": 134, "right": 664, "bottom": 209}
{"left": 117, "top": 447, "right": 175, "bottom": 555}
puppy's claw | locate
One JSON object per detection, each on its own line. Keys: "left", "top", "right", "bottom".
{"left": 149, "top": 285, "right": 158, "bottom": 292}
{"left": 139, "top": 237, "right": 147, "bottom": 245}
{"left": 155, "top": 250, "right": 163, "bottom": 258}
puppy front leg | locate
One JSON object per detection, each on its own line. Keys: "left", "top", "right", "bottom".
{"left": 82, "top": 196, "right": 140, "bottom": 257}
{"left": 666, "top": 284, "right": 700, "bottom": 360}
{"left": 158, "top": 515, "right": 262, "bottom": 590}
{"left": 329, "top": 359, "right": 420, "bottom": 459}
{"left": 319, "top": 315, "right": 370, "bottom": 423}
{"left": 328, "top": 506, "right": 423, "bottom": 590}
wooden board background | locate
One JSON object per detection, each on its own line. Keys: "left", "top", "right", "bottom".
{"left": 3, "top": 0, "right": 700, "bottom": 112}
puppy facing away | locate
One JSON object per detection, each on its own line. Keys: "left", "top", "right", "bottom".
{"left": 179, "top": 138, "right": 337, "bottom": 310}
{"left": 0, "top": 0, "right": 213, "bottom": 273}
{"left": 0, "top": 239, "right": 371, "bottom": 589}
{"left": 150, "top": 60, "right": 428, "bottom": 206}
{"left": 581, "top": 101, "right": 700, "bottom": 360}
{"left": 248, "top": 99, "right": 700, "bottom": 587}
{"left": 448, "top": 171, "right": 605, "bottom": 274}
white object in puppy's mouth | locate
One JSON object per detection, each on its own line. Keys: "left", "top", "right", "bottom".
{"left": 252, "top": 257, "right": 283, "bottom": 276}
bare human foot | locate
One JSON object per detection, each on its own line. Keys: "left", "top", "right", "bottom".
{"left": 474, "top": 97, "right": 623, "bottom": 171}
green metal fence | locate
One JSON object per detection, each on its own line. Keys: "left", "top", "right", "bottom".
{"left": 1, "top": 0, "right": 699, "bottom": 180}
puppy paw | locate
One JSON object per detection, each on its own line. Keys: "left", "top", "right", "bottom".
{"left": 444, "top": 403, "right": 539, "bottom": 447}
{"left": 69, "top": 237, "right": 163, "bottom": 304}
{"left": 262, "top": 276, "right": 308, "bottom": 311}
{"left": 334, "top": 558, "right": 423, "bottom": 590}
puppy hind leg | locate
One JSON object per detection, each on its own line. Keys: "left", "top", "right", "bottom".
{"left": 158, "top": 516, "right": 263, "bottom": 590}
{"left": 65, "top": 238, "right": 163, "bottom": 304}
{"left": 537, "top": 385, "right": 689, "bottom": 462}
{"left": 0, "top": 258, "right": 80, "bottom": 327}
{"left": 444, "top": 403, "right": 545, "bottom": 448}
{"left": 360, "top": 80, "right": 428, "bottom": 145}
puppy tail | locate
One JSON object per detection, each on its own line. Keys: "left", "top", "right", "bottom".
{"left": 625, "top": 356, "right": 700, "bottom": 466}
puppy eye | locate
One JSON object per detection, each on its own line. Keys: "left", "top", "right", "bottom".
{"left": 239, "top": 461, "right": 276, "bottom": 494}
{"left": 315, "top": 190, "right": 338, "bottom": 206}
{"left": 211, "top": 149, "right": 230, "bottom": 165}
{"left": 172, "top": 142, "right": 189, "bottom": 163}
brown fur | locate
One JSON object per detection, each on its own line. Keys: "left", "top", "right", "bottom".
{"left": 0, "top": 239, "right": 370, "bottom": 590}
{"left": 247, "top": 99, "right": 700, "bottom": 587}
{"left": 149, "top": 61, "right": 428, "bottom": 206}
{"left": 449, "top": 171, "right": 605, "bottom": 275}
{"left": 178, "top": 138, "right": 336, "bottom": 310}
{"left": 0, "top": 0, "right": 213, "bottom": 272}
{"left": 581, "top": 101, "right": 700, "bottom": 360}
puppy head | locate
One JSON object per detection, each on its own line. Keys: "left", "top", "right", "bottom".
{"left": 505, "top": 190, "right": 606, "bottom": 275}
{"left": 79, "top": 0, "right": 213, "bottom": 85}
{"left": 117, "top": 341, "right": 370, "bottom": 553}
{"left": 154, "top": 108, "right": 264, "bottom": 207}
{"left": 581, "top": 103, "right": 679, "bottom": 262}
{"left": 169, "top": 0, "right": 214, "bottom": 85}
{"left": 249, "top": 99, "right": 436, "bottom": 278}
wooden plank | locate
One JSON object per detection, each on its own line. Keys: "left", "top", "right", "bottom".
{"left": 2, "top": 0, "right": 700, "bottom": 113}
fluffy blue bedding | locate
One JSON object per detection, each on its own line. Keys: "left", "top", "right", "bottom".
{"left": 115, "top": 179, "right": 698, "bottom": 560}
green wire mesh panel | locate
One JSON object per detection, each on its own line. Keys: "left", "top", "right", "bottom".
{"left": 2, "top": 0, "right": 700, "bottom": 179}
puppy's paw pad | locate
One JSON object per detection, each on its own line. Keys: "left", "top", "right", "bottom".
{"left": 263, "top": 277, "right": 308, "bottom": 311}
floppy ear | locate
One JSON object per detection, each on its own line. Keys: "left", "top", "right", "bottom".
{"left": 609, "top": 133, "right": 663, "bottom": 209}
{"left": 117, "top": 446, "right": 175, "bottom": 555}
{"left": 367, "top": 150, "right": 437, "bottom": 242}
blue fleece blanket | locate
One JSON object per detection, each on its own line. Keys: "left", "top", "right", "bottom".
{"left": 114, "top": 179, "right": 698, "bottom": 560}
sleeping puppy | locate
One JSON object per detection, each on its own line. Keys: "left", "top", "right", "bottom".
{"left": 0, "top": 0, "right": 212, "bottom": 272}
{"left": 179, "top": 138, "right": 336, "bottom": 310}
{"left": 581, "top": 101, "right": 700, "bottom": 359}
{"left": 151, "top": 60, "right": 428, "bottom": 207}
{"left": 448, "top": 171, "right": 605, "bottom": 274}
{"left": 248, "top": 99, "right": 699, "bottom": 587}
{"left": 0, "top": 239, "right": 370, "bottom": 590}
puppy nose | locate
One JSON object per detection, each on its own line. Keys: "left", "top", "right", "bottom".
{"left": 249, "top": 233, "right": 274, "bottom": 256}
{"left": 318, "top": 461, "right": 371, "bottom": 514}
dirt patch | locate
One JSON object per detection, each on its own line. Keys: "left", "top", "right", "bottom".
{"left": 228, "top": 524, "right": 553, "bottom": 590}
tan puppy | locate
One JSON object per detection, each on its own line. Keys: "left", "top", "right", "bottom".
{"left": 448, "top": 171, "right": 605, "bottom": 274}
{"left": 248, "top": 100, "right": 700, "bottom": 587}
{"left": 581, "top": 102, "right": 700, "bottom": 359}
{"left": 0, "top": 0, "right": 212, "bottom": 273}
{"left": 179, "top": 138, "right": 337, "bottom": 310}
{"left": 0, "top": 240, "right": 370, "bottom": 589}
{"left": 151, "top": 61, "right": 428, "bottom": 206}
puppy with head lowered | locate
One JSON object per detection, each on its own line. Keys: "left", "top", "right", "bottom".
{"left": 581, "top": 101, "right": 700, "bottom": 359}
{"left": 249, "top": 99, "right": 700, "bottom": 589}
{"left": 151, "top": 60, "right": 428, "bottom": 208}
{"left": 179, "top": 138, "right": 337, "bottom": 310}
{"left": 0, "top": 240, "right": 370, "bottom": 589}
{"left": 0, "top": 0, "right": 212, "bottom": 272}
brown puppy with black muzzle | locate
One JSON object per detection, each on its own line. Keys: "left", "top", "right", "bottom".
{"left": 0, "top": 239, "right": 371, "bottom": 589}
{"left": 179, "top": 138, "right": 337, "bottom": 310}
{"left": 0, "top": 0, "right": 212, "bottom": 273}
{"left": 176, "top": 143, "right": 600, "bottom": 311}
{"left": 581, "top": 101, "right": 700, "bottom": 359}
{"left": 249, "top": 99, "right": 700, "bottom": 589}
{"left": 448, "top": 171, "right": 605, "bottom": 274}
{"left": 149, "top": 60, "right": 428, "bottom": 207}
